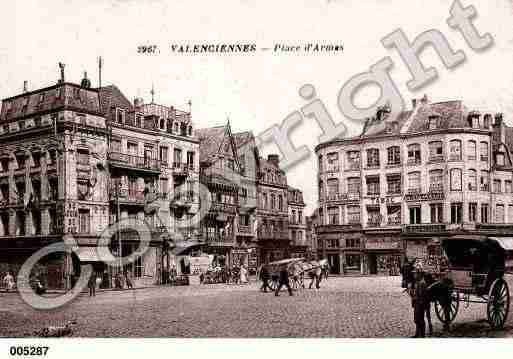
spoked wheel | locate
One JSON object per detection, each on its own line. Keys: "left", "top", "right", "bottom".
{"left": 487, "top": 278, "right": 510, "bottom": 330}
{"left": 435, "top": 292, "right": 459, "bottom": 324}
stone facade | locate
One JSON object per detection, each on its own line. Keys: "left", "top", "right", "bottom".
{"left": 315, "top": 96, "right": 513, "bottom": 275}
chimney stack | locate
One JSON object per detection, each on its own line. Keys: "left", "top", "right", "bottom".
{"left": 420, "top": 94, "right": 429, "bottom": 105}
{"left": 411, "top": 99, "right": 417, "bottom": 108}
{"left": 267, "top": 154, "right": 280, "bottom": 167}
{"left": 23, "top": 81, "right": 28, "bottom": 93}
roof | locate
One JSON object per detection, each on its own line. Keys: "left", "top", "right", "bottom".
{"left": 98, "top": 85, "right": 133, "bottom": 114}
{"left": 196, "top": 125, "right": 227, "bottom": 163}
{"left": 233, "top": 131, "right": 254, "bottom": 149}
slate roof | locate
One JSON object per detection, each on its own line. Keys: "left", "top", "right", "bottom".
{"left": 196, "top": 125, "right": 228, "bottom": 163}
{"left": 98, "top": 85, "right": 133, "bottom": 115}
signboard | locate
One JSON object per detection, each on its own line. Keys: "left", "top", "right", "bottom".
{"left": 404, "top": 191, "right": 444, "bottom": 202}
{"left": 365, "top": 241, "right": 399, "bottom": 250}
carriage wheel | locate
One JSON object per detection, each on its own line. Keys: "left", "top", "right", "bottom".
{"left": 435, "top": 292, "right": 459, "bottom": 324}
{"left": 487, "top": 278, "right": 510, "bottom": 330}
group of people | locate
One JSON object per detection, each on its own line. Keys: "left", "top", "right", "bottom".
{"left": 2, "top": 271, "right": 16, "bottom": 291}
{"left": 199, "top": 264, "right": 250, "bottom": 285}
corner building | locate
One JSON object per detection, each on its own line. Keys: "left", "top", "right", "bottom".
{"left": 315, "top": 95, "right": 513, "bottom": 275}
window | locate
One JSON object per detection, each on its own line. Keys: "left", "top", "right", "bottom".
{"left": 319, "top": 208, "right": 324, "bottom": 225}
{"left": 450, "top": 168, "right": 462, "bottom": 191}
{"left": 31, "top": 152, "right": 41, "bottom": 168}
{"left": 328, "top": 207, "right": 339, "bottom": 225}
{"left": 467, "top": 140, "right": 477, "bottom": 160}
{"left": 468, "top": 169, "right": 477, "bottom": 191}
{"left": 270, "top": 194, "right": 276, "bottom": 210}
{"left": 159, "top": 146, "right": 168, "bottom": 165}
{"left": 116, "top": 109, "right": 125, "bottom": 124}
{"left": 78, "top": 209, "right": 90, "bottom": 233}
{"left": 262, "top": 193, "right": 268, "bottom": 209}
{"left": 428, "top": 115, "right": 439, "bottom": 130}
{"left": 278, "top": 195, "right": 283, "bottom": 211}
{"left": 429, "top": 141, "right": 443, "bottom": 161}
{"left": 469, "top": 202, "right": 477, "bottom": 222}
{"left": 366, "top": 148, "right": 380, "bottom": 168}
{"left": 366, "top": 176, "right": 380, "bottom": 196}
{"left": 347, "top": 205, "right": 360, "bottom": 224}
{"left": 493, "top": 179, "right": 502, "bottom": 193}
{"left": 449, "top": 140, "right": 462, "bottom": 161}
{"left": 386, "top": 174, "right": 401, "bottom": 194}
{"left": 506, "top": 180, "right": 512, "bottom": 193}
{"left": 318, "top": 155, "right": 323, "bottom": 172}
{"left": 481, "top": 204, "right": 489, "bottom": 223}
{"left": 326, "top": 152, "right": 339, "bottom": 170}
{"left": 318, "top": 180, "right": 324, "bottom": 200}
{"left": 387, "top": 146, "right": 400, "bottom": 165}
{"left": 160, "top": 178, "right": 168, "bottom": 197}
{"left": 173, "top": 148, "right": 182, "bottom": 166}
{"left": 508, "top": 205, "right": 513, "bottom": 223}
{"left": 409, "top": 206, "right": 421, "bottom": 224}
{"left": 127, "top": 142, "right": 138, "bottom": 156}
{"left": 408, "top": 172, "right": 421, "bottom": 193}
{"left": 347, "top": 177, "right": 360, "bottom": 194}
{"left": 430, "top": 203, "right": 443, "bottom": 223}
{"left": 187, "top": 151, "right": 195, "bottom": 170}
{"left": 387, "top": 205, "right": 401, "bottom": 225}
{"left": 480, "top": 142, "right": 489, "bottom": 162}
{"left": 347, "top": 151, "right": 360, "bottom": 170}
{"left": 77, "top": 149, "right": 89, "bottom": 166}
{"left": 496, "top": 204, "right": 505, "bottom": 223}
{"left": 111, "top": 139, "right": 121, "bottom": 153}
{"left": 298, "top": 210, "right": 303, "bottom": 224}
{"left": 16, "top": 153, "right": 26, "bottom": 169}
{"left": 407, "top": 144, "right": 421, "bottom": 164}
{"left": 481, "top": 171, "right": 489, "bottom": 191}
{"left": 367, "top": 207, "right": 381, "bottom": 227}
{"left": 77, "top": 180, "right": 88, "bottom": 200}
{"left": 327, "top": 178, "right": 339, "bottom": 198}
{"left": 429, "top": 169, "right": 443, "bottom": 191}
{"left": 345, "top": 254, "right": 361, "bottom": 269}
{"left": 450, "top": 203, "right": 463, "bottom": 224}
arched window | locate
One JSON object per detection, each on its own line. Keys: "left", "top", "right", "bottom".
{"left": 467, "top": 140, "right": 476, "bottom": 160}
{"left": 450, "top": 168, "right": 462, "bottom": 191}
{"left": 428, "top": 141, "right": 443, "bottom": 161}
{"left": 468, "top": 169, "right": 477, "bottom": 191}
{"left": 449, "top": 140, "right": 462, "bottom": 161}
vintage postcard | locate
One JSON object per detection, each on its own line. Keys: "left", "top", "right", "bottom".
{"left": 1, "top": 0, "right": 513, "bottom": 357}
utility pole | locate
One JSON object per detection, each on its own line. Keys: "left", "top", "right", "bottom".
{"left": 116, "top": 181, "right": 122, "bottom": 274}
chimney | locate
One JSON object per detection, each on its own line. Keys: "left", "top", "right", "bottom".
{"left": 411, "top": 99, "right": 417, "bottom": 108}
{"left": 23, "top": 81, "right": 28, "bottom": 93}
{"left": 495, "top": 113, "right": 503, "bottom": 126}
{"left": 267, "top": 154, "right": 280, "bottom": 167}
{"left": 420, "top": 94, "right": 429, "bottom": 105}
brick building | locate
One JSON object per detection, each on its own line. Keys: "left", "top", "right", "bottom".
{"left": 315, "top": 95, "right": 513, "bottom": 275}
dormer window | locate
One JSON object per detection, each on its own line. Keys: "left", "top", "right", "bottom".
{"left": 116, "top": 109, "right": 125, "bottom": 124}
{"left": 428, "top": 115, "right": 439, "bottom": 130}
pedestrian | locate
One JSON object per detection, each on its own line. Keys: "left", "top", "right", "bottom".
{"left": 114, "top": 272, "right": 123, "bottom": 289}
{"left": 3, "top": 271, "right": 15, "bottom": 292}
{"left": 309, "top": 265, "right": 322, "bottom": 289}
{"left": 259, "top": 265, "right": 271, "bottom": 292}
{"left": 125, "top": 271, "right": 133, "bottom": 289}
{"left": 240, "top": 265, "right": 248, "bottom": 284}
{"left": 275, "top": 265, "right": 293, "bottom": 296}
{"left": 412, "top": 269, "right": 428, "bottom": 338}
{"left": 88, "top": 271, "right": 97, "bottom": 297}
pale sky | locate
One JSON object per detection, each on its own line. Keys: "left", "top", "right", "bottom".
{"left": 2, "top": 0, "right": 513, "bottom": 214}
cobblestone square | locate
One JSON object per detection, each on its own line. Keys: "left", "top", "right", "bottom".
{"left": 1, "top": 276, "right": 513, "bottom": 338}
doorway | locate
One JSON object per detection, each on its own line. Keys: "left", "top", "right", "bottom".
{"left": 327, "top": 254, "right": 340, "bottom": 274}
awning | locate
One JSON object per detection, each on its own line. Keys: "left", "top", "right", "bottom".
{"left": 490, "top": 237, "right": 513, "bottom": 251}
{"left": 75, "top": 246, "right": 105, "bottom": 262}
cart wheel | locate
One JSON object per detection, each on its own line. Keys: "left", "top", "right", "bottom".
{"left": 487, "top": 278, "right": 510, "bottom": 330}
{"left": 435, "top": 292, "right": 459, "bottom": 324}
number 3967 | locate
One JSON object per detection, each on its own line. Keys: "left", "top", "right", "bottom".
{"left": 9, "top": 346, "right": 49, "bottom": 356}
{"left": 138, "top": 45, "right": 158, "bottom": 54}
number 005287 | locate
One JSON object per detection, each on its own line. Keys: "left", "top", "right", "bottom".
{"left": 9, "top": 346, "right": 49, "bottom": 356}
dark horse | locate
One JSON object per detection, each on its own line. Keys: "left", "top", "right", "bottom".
{"left": 400, "top": 259, "right": 454, "bottom": 335}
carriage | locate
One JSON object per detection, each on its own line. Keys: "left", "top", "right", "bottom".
{"left": 262, "top": 258, "right": 326, "bottom": 290}
{"left": 427, "top": 235, "right": 513, "bottom": 329}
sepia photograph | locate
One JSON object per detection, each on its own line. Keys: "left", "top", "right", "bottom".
{"left": 1, "top": 0, "right": 513, "bottom": 357}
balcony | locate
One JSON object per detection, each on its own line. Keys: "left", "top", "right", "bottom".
{"left": 171, "top": 162, "right": 190, "bottom": 177}
{"left": 428, "top": 154, "right": 444, "bottom": 163}
{"left": 406, "top": 158, "right": 421, "bottom": 166}
{"left": 109, "top": 187, "right": 146, "bottom": 206}
{"left": 205, "top": 234, "right": 234, "bottom": 246}
{"left": 257, "top": 230, "right": 289, "bottom": 241}
{"left": 108, "top": 152, "right": 161, "bottom": 173}
{"left": 209, "top": 202, "right": 237, "bottom": 215}
{"left": 237, "top": 225, "right": 253, "bottom": 236}
{"left": 316, "top": 224, "right": 362, "bottom": 234}
{"left": 367, "top": 220, "right": 381, "bottom": 228}
{"left": 402, "top": 223, "right": 447, "bottom": 233}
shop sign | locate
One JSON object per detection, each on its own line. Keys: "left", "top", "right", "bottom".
{"left": 368, "top": 196, "right": 397, "bottom": 205}
{"left": 404, "top": 191, "right": 444, "bottom": 202}
{"left": 365, "top": 241, "right": 399, "bottom": 250}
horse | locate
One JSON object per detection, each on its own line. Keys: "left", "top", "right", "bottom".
{"left": 400, "top": 259, "right": 454, "bottom": 335}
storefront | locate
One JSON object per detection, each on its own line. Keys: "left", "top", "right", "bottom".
{"left": 364, "top": 232, "right": 403, "bottom": 275}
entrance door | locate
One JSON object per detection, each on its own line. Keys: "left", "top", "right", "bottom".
{"left": 327, "top": 254, "right": 340, "bottom": 274}
{"left": 368, "top": 254, "right": 377, "bottom": 275}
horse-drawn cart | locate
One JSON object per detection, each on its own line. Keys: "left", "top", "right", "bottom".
{"left": 428, "top": 236, "right": 513, "bottom": 329}
{"left": 261, "top": 258, "right": 326, "bottom": 290}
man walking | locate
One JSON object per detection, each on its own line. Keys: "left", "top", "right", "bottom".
{"left": 88, "top": 271, "right": 97, "bottom": 297}
{"left": 275, "top": 265, "right": 293, "bottom": 296}
{"left": 259, "top": 265, "right": 271, "bottom": 292}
